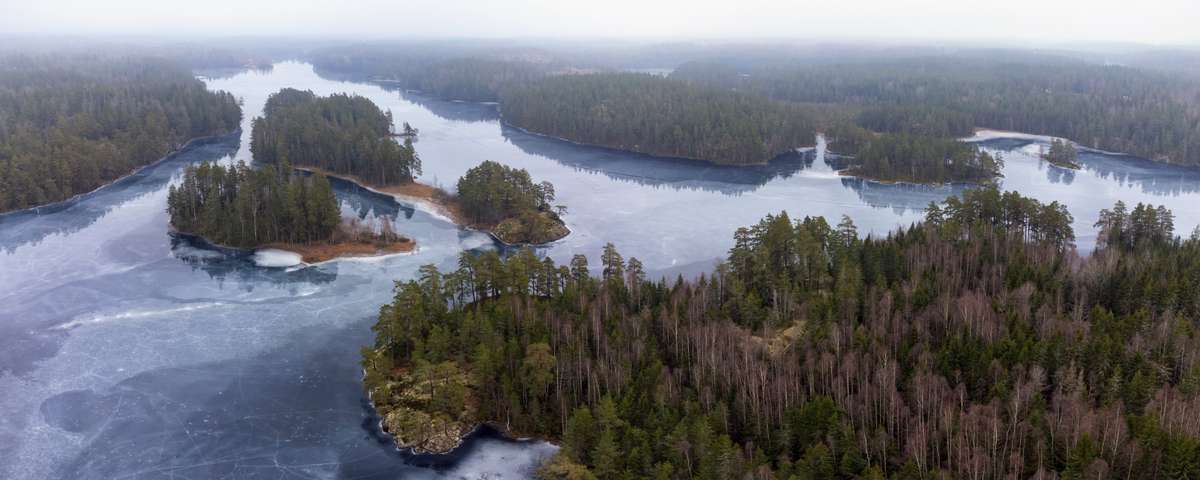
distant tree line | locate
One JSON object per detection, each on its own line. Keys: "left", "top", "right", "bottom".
{"left": 856, "top": 105, "right": 975, "bottom": 138}
{"left": 250, "top": 88, "right": 420, "bottom": 185}
{"left": 0, "top": 54, "right": 241, "bottom": 213}
{"left": 309, "top": 46, "right": 553, "bottom": 102}
{"left": 672, "top": 57, "right": 1200, "bottom": 166}
{"left": 501, "top": 73, "right": 817, "bottom": 166}
{"left": 414, "top": 58, "right": 550, "bottom": 102}
{"left": 167, "top": 162, "right": 340, "bottom": 247}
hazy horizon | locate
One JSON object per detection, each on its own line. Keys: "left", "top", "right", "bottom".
{"left": 2, "top": 0, "right": 1198, "bottom": 47}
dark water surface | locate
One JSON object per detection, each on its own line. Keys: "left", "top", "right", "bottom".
{"left": 5, "top": 62, "right": 1200, "bottom": 479}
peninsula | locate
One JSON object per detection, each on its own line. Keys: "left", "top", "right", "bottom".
{"left": 253, "top": 88, "right": 566, "bottom": 246}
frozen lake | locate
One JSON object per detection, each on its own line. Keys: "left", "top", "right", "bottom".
{"left": 4, "top": 61, "right": 1200, "bottom": 478}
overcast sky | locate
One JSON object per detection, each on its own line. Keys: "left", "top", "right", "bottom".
{"left": 1, "top": 0, "right": 1197, "bottom": 46}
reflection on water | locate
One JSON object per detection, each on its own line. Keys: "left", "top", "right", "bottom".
{"left": 7, "top": 61, "right": 1200, "bottom": 479}
{"left": 171, "top": 234, "right": 340, "bottom": 286}
{"left": 397, "top": 89, "right": 500, "bottom": 124}
{"left": 0, "top": 135, "right": 240, "bottom": 254}
{"left": 326, "top": 175, "right": 414, "bottom": 221}
{"left": 501, "top": 124, "right": 817, "bottom": 195}
{"left": 974, "top": 137, "right": 1200, "bottom": 197}
{"left": 837, "top": 176, "right": 969, "bottom": 216}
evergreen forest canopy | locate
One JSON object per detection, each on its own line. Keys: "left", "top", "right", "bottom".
{"left": 167, "top": 162, "right": 340, "bottom": 248}
{"left": 455, "top": 160, "right": 569, "bottom": 245}
{"left": 365, "top": 184, "right": 1200, "bottom": 479}
{"left": 1042, "top": 138, "right": 1081, "bottom": 169}
{"left": 501, "top": 73, "right": 818, "bottom": 166}
{"left": 0, "top": 54, "right": 242, "bottom": 213}
{"left": 832, "top": 133, "right": 1004, "bottom": 184}
{"left": 671, "top": 56, "right": 1200, "bottom": 167}
{"left": 250, "top": 88, "right": 420, "bottom": 186}
{"left": 309, "top": 46, "right": 554, "bottom": 102}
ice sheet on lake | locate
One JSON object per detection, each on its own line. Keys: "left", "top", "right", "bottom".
{"left": 8, "top": 61, "right": 1200, "bottom": 480}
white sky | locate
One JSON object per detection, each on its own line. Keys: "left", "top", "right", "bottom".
{"left": 1, "top": 0, "right": 1197, "bottom": 46}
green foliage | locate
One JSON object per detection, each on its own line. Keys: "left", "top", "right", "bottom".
{"left": 456, "top": 160, "right": 553, "bottom": 224}
{"left": 309, "top": 46, "right": 551, "bottom": 102}
{"left": 924, "top": 185, "right": 1075, "bottom": 249}
{"left": 250, "top": 88, "right": 420, "bottom": 185}
{"left": 673, "top": 57, "right": 1200, "bottom": 166}
{"left": 368, "top": 189, "right": 1200, "bottom": 479}
{"left": 0, "top": 54, "right": 241, "bottom": 212}
{"left": 454, "top": 160, "right": 566, "bottom": 244}
{"left": 501, "top": 73, "right": 817, "bottom": 165}
{"left": 1042, "top": 138, "right": 1080, "bottom": 169}
{"left": 167, "top": 162, "right": 340, "bottom": 247}
{"left": 1095, "top": 200, "right": 1175, "bottom": 250}
{"left": 840, "top": 133, "right": 1002, "bottom": 184}
{"left": 856, "top": 105, "right": 975, "bottom": 138}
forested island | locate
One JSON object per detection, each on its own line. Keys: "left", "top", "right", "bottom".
{"left": 250, "top": 88, "right": 421, "bottom": 185}
{"left": 455, "top": 160, "right": 569, "bottom": 244}
{"left": 364, "top": 185, "right": 1200, "bottom": 478}
{"left": 1042, "top": 138, "right": 1082, "bottom": 169}
{"left": 167, "top": 162, "right": 413, "bottom": 263}
{"left": 0, "top": 54, "right": 242, "bottom": 213}
{"left": 501, "top": 73, "right": 817, "bottom": 166}
{"left": 830, "top": 132, "right": 1004, "bottom": 184}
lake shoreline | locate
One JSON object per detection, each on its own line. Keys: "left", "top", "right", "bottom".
{"left": 295, "top": 166, "right": 571, "bottom": 247}
{"left": 0, "top": 131, "right": 240, "bottom": 218}
{"left": 362, "top": 365, "right": 561, "bottom": 458}
{"left": 170, "top": 227, "right": 415, "bottom": 265}
{"left": 501, "top": 120, "right": 813, "bottom": 168}
{"left": 834, "top": 167, "right": 999, "bottom": 187}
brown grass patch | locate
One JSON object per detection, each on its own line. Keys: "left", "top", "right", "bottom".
{"left": 263, "top": 238, "right": 415, "bottom": 264}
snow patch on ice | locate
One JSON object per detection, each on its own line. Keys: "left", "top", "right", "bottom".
{"left": 253, "top": 248, "right": 304, "bottom": 268}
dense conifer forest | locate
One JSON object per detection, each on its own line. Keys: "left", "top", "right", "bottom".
{"left": 249, "top": 88, "right": 420, "bottom": 185}
{"left": 0, "top": 55, "right": 241, "bottom": 212}
{"left": 501, "top": 73, "right": 817, "bottom": 166}
{"left": 834, "top": 133, "right": 1004, "bottom": 184}
{"left": 309, "top": 46, "right": 552, "bottom": 102}
{"left": 671, "top": 58, "right": 1200, "bottom": 167}
{"left": 455, "top": 160, "right": 568, "bottom": 244}
{"left": 167, "top": 162, "right": 341, "bottom": 247}
{"left": 364, "top": 185, "right": 1200, "bottom": 479}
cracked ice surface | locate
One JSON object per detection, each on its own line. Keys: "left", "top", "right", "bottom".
{"left": 9, "top": 61, "right": 1200, "bottom": 479}
{"left": 0, "top": 109, "right": 552, "bottom": 478}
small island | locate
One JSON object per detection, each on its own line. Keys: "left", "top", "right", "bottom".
{"left": 167, "top": 162, "right": 413, "bottom": 263}
{"left": 455, "top": 161, "right": 569, "bottom": 244}
{"left": 1041, "top": 138, "right": 1081, "bottom": 169}
{"left": 831, "top": 132, "right": 1003, "bottom": 184}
